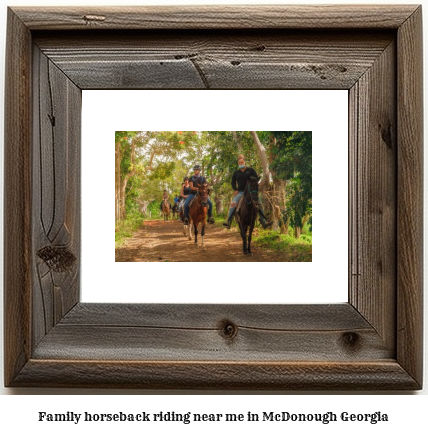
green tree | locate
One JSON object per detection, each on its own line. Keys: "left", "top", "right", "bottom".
{"left": 115, "top": 131, "right": 141, "bottom": 222}
{"left": 270, "top": 131, "right": 312, "bottom": 237}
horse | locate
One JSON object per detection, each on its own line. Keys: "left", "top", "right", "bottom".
{"left": 236, "top": 176, "right": 260, "bottom": 255}
{"left": 172, "top": 203, "right": 179, "bottom": 219}
{"left": 186, "top": 183, "right": 210, "bottom": 249}
{"left": 161, "top": 199, "right": 170, "bottom": 222}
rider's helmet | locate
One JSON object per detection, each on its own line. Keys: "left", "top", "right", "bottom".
{"left": 193, "top": 164, "right": 201, "bottom": 171}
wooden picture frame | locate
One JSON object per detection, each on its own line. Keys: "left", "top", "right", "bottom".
{"left": 4, "top": 5, "right": 423, "bottom": 390}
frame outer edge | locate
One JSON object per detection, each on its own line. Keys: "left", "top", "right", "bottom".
{"left": 11, "top": 360, "right": 419, "bottom": 390}
{"left": 4, "top": 8, "right": 32, "bottom": 385}
{"left": 3, "top": 5, "right": 424, "bottom": 390}
{"left": 397, "top": 6, "right": 423, "bottom": 387}
{"left": 10, "top": 5, "right": 420, "bottom": 30}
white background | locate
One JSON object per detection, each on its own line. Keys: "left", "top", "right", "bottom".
{"left": 0, "top": 0, "right": 427, "bottom": 430}
{"left": 82, "top": 90, "right": 348, "bottom": 304}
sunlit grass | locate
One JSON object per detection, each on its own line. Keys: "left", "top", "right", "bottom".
{"left": 115, "top": 213, "right": 145, "bottom": 248}
{"left": 252, "top": 229, "right": 312, "bottom": 261}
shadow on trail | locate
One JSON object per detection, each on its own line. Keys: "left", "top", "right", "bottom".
{"left": 115, "top": 219, "right": 300, "bottom": 262}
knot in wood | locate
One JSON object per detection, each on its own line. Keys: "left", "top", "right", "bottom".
{"left": 379, "top": 122, "right": 393, "bottom": 149}
{"left": 37, "top": 245, "right": 76, "bottom": 272}
{"left": 219, "top": 320, "right": 238, "bottom": 340}
{"left": 341, "top": 332, "right": 361, "bottom": 350}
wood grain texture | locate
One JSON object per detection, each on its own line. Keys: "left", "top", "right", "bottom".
{"left": 349, "top": 40, "right": 397, "bottom": 351}
{"left": 11, "top": 5, "right": 419, "bottom": 30}
{"left": 12, "top": 361, "right": 419, "bottom": 390}
{"left": 396, "top": 6, "right": 423, "bottom": 387}
{"left": 61, "top": 303, "right": 371, "bottom": 329}
{"left": 34, "top": 31, "right": 394, "bottom": 90}
{"left": 32, "top": 47, "right": 81, "bottom": 348}
{"left": 32, "top": 304, "right": 391, "bottom": 362}
{"left": 4, "top": 6, "right": 423, "bottom": 390}
{"left": 3, "top": 8, "right": 32, "bottom": 387}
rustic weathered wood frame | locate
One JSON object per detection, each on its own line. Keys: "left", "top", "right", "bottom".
{"left": 4, "top": 5, "right": 423, "bottom": 390}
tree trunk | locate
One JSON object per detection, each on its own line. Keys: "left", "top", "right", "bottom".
{"left": 115, "top": 138, "right": 137, "bottom": 223}
{"left": 232, "top": 131, "right": 243, "bottom": 152}
{"left": 146, "top": 149, "right": 156, "bottom": 172}
{"left": 115, "top": 141, "right": 123, "bottom": 223}
{"left": 294, "top": 225, "right": 301, "bottom": 239}
{"left": 280, "top": 221, "right": 288, "bottom": 234}
{"left": 249, "top": 131, "right": 273, "bottom": 226}
{"left": 250, "top": 131, "right": 283, "bottom": 231}
{"left": 250, "top": 131, "right": 270, "bottom": 192}
{"left": 214, "top": 195, "right": 223, "bottom": 215}
{"left": 302, "top": 213, "right": 310, "bottom": 228}
{"left": 120, "top": 181, "right": 127, "bottom": 220}
{"left": 273, "top": 205, "right": 281, "bottom": 231}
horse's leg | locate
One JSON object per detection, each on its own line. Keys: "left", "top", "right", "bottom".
{"left": 201, "top": 222, "right": 206, "bottom": 250}
{"left": 180, "top": 209, "right": 186, "bottom": 234}
{"left": 187, "top": 219, "right": 192, "bottom": 240}
{"left": 194, "top": 223, "right": 198, "bottom": 248}
{"left": 239, "top": 223, "right": 247, "bottom": 254}
{"left": 248, "top": 220, "right": 255, "bottom": 255}
{"left": 244, "top": 225, "right": 249, "bottom": 254}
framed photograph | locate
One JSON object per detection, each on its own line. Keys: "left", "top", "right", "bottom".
{"left": 4, "top": 5, "right": 423, "bottom": 389}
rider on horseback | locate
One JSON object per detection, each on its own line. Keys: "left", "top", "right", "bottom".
{"left": 178, "top": 177, "right": 191, "bottom": 220}
{"left": 160, "top": 190, "right": 172, "bottom": 210}
{"left": 183, "top": 165, "right": 215, "bottom": 225}
{"left": 223, "top": 156, "right": 272, "bottom": 229}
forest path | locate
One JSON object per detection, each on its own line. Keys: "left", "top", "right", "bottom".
{"left": 115, "top": 219, "right": 292, "bottom": 262}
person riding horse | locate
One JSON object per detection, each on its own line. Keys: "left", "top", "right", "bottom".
{"left": 178, "top": 177, "right": 191, "bottom": 220}
{"left": 223, "top": 156, "right": 272, "bottom": 229}
{"left": 183, "top": 165, "right": 215, "bottom": 225}
{"left": 160, "top": 190, "right": 172, "bottom": 210}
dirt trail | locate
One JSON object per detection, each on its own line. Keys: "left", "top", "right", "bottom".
{"left": 115, "top": 219, "right": 293, "bottom": 262}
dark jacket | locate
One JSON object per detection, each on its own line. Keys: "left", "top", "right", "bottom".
{"left": 231, "top": 167, "right": 258, "bottom": 192}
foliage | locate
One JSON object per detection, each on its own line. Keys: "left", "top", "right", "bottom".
{"left": 270, "top": 131, "right": 312, "bottom": 230}
{"left": 116, "top": 130, "right": 312, "bottom": 240}
{"left": 115, "top": 212, "right": 145, "bottom": 248}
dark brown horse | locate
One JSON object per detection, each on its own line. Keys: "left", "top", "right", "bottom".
{"left": 161, "top": 199, "right": 170, "bottom": 222}
{"left": 236, "top": 176, "right": 260, "bottom": 255}
{"left": 172, "top": 203, "right": 178, "bottom": 219}
{"left": 187, "top": 183, "right": 209, "bottom": 249}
